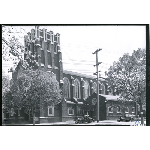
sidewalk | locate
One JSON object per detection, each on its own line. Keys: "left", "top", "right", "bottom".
{"left": 3, "top": 120, "right": 146, "bottom": 126}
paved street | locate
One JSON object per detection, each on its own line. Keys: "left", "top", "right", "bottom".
{"left": 3, "top": 119, "right": 146, "bottom": 126}
{"left": 41, "top": 120, "right": 146, "bottom": 126}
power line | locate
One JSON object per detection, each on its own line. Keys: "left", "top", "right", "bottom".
{"left": 62, "top": 49, "right": 81, "bottom": 73}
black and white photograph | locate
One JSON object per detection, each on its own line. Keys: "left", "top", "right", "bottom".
{"left": 2, "top": 25, "right": 147, "bottom": 126}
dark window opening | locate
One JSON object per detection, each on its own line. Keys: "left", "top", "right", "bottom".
{"left": 41, "top": 50, "right": 45, "bottom": 65}
{"left": 40, "top": 30, "right": 43, "bottom": 37}
{"left": 47, "top": 42, "right": 49, "bottom": 50}
{"left": 47, "top": 33, "right": 50, "bottom": 39}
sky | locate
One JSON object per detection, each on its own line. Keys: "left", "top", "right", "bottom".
{"left": 2, "top": 25, "right": 146, "bottom": 79}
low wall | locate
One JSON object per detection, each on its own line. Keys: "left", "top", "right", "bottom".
{"left": 62, "top": 116, "right": 76, "bottom": 122}
{"left": 107, "top": 116, "right": 119, "bottom": 120}
{"left": 39, "top": 117, "right": 60, "bottom": 123}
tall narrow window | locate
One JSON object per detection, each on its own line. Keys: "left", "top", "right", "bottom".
{"left": 45, "top": 30, "right": 47, "bottom": 41}
{"left": 40, "top": 29, "right": 43, "bottom": 37}
{"left": 48, "top": 106, "right": 54, "bottom": 116}
{"left": 74, "top": 79, "right": 80, "bottom": 99}
{"left": 47, "top": 42, "right": 50, "bottom": 51}
{"left": 54, "top": 35, "right": 57, "bottom": 42}
{"left": 54, "top": 43, "right": 57, "bottom": 53}
{"left": 84, "top": 81, "right": 89, "bottom": 99}
{"left": 132, "top": 107, "right": 135, "bottom": 113}
{"left": 101, "top": 83, "right": 105, "bottom": 94}
{"left": 41, "top": 50, "right": 45, "bottom": 65}
{"left": 37, "top": 26, "right": 39, "bottom": 38}
{"left": 88, "top": 85, "right": 90, "bottom": 96}
{"left": 99, "top": 83, "right": 102, "bottom": 94}
{"left": 93, "top": 82, "right": 97, "bottom": 93}
{"left": 47, "top": 32, "right": 50, "bottom": 40}
{"left": 51, "top": 32, "right": 53, "bottom": 43}
{"left": 44, "top": 29, "right": 47, "bottom": 42}
{"left": 63, "top": 77, "right": 70, "bottom": 98}
{"left": 47, "top": 51, "right": 52, "bottom": 67}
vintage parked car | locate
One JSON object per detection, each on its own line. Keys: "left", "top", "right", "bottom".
{"left": 75, "top": 115, "right": 95, "bottom": 124}
{"left": 117, "top": 114, "right": 134, "bottom": 122}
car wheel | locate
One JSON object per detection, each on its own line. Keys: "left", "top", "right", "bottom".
{"left": 75, "top": 121, "right": 78, "bottom": 124}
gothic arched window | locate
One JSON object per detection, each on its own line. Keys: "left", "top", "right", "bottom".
{"left": 74, "top": 79, "right": 80, "bottom": 99}
{"left": 101, "top": 83, "right": 105, "bottom": 95}
{"left": 84, "top": 81, "right": 90, "bottom": 99}
{"left": 63, "top": 77, "right": 70, "bottom": 98}
{"left": 93, "top": 82, "right": 97, "bottom": 93}
{"left": 88, "top": 85, "right": 90, "bottom": 96}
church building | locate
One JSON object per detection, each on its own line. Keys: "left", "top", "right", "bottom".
{"left": 5, "top": 27, "right": 137, "bottom": 124}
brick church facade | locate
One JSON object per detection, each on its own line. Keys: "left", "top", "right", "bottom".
{"left": 5, "top": 27, "right": 138, "bottom": 124}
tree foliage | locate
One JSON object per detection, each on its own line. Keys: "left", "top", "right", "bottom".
{"left": 2, "top": 70, "right": 10, "bottom": 109}
{"left": 2, "top": 25, "right": 40, "bottom": 71}
{"left": 10, "top": 69, "right": 62, "bottom": 114}
{"left": 105, "top": 48, "right": 146, "bottom": 107}
{"left": 2, "top": 25, "right": 25, "bottom": 66}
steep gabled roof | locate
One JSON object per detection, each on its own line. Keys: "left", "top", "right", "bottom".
{"left": 63, "top": 70, "right": 105, "bottom": 81}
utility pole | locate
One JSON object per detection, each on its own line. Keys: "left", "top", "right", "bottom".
{"left": 138, "top": 82, "right": 144, "bottom": 125}
{"left": 93, "top": 49, "right": 102, "bottom": 123}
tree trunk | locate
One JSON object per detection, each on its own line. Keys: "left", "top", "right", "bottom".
{"left": 29, "top": 109, "right": 30, "bottom": 122}
{"left": 33, "top": 112, "right": 35, "bottom": 125}
{"left": 33, "top": 107, "right": 35, "bottom": 125}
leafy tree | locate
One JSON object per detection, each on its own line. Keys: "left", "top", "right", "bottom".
{"left": 2, "top": 70, "right": 10, "bottom": 96}
{"left": 2, "top": 25, "right": 40, "bottom": 71}
{"left": 2, "top": 25, "right": 25, "bottom": 66}
{"left": 105, "top": 48, "right": 146, "bottom": 116}
{"left": 2, "top": 70, "right": 10, "bottom": 109}
{"left": 10, "top": 68, "right": 62, "bottom": 125}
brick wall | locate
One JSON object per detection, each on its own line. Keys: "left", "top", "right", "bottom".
{"left": 106, "top": 100, "right": 136, "bottom": 120}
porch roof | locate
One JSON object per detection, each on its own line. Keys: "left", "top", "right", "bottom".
{"left": 99, "top": 94, "right": 120, "bottom": 101}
